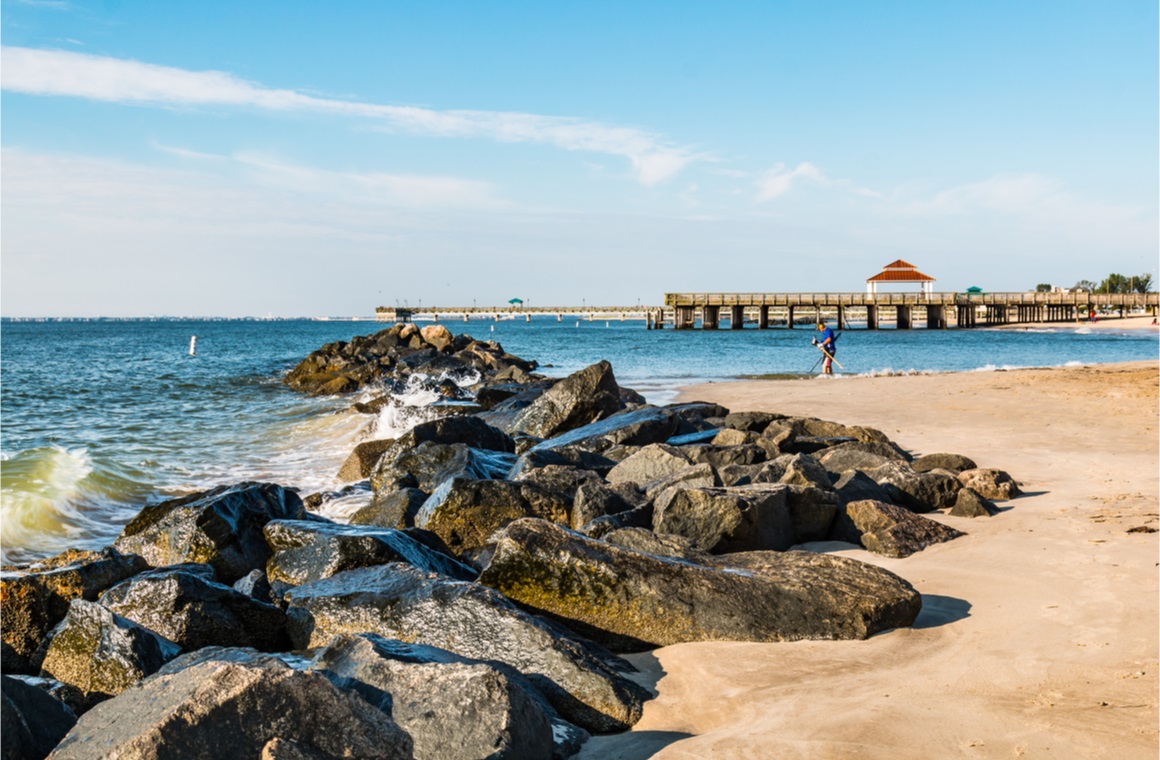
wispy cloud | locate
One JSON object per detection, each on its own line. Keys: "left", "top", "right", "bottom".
{"left": 755, "top": 161, "right": 880, "bottom": 202}
{"left": 0, "top": 46, "right": 697, "bottom": 185}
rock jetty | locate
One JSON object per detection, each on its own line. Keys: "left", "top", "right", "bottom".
{"left": 0, "top": 326, "right": 1023, "bottom": 759}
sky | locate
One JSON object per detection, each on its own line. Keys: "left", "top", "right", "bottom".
{"left": 1, "top": 1, "right": 1157, "bottom": 317}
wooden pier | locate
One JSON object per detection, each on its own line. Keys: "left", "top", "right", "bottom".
{"left": 663, "top": 291, "right": 1158, "bottom": 330}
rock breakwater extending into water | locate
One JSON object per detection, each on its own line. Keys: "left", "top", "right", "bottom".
{"left": 0, "top": 324, "right": 1024, "bottom": 759}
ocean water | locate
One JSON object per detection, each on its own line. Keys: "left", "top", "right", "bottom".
{"left": 2, "top": 316, "right": 1156, "bottom": 562}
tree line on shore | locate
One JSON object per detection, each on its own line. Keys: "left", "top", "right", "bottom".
{"left": 1035, "top": 272, "right": 1154, "bottom": 294}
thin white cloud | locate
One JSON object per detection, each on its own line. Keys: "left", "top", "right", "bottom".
{"left": 0, "top": 45, "right": 696, "bottom": 185}
{"left": 889, "top": 174, "right": 1064, "bottom": 217}
{"left": 755, "top": 161, "right": 881, "bottom": 202}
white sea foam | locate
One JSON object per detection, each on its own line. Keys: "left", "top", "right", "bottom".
{"left": 1, "top": 446, "right": 97, "bottom": 562}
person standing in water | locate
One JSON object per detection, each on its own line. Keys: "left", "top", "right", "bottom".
{"left": 812, "top": 322, "right": 837, "bottom": 375}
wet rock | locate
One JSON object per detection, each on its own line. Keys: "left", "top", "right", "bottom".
{"left": 337, "top": 439, "right": 395, "bottom": 481}
{"left": 958, "top": 468, "right": 1022, "bottom": 500}
{"left": 949, "top": 487, "right": 998, "bottom": 517}
{"left": 1, "top": 674, "right": 76, "bottom": 760}
{"left": 310, "top": 634, "right": 564, "bottom": 760}
{"left": 527, "top": 406, "right": 681, "bottom": 455}
{"left": 264, "top": 519, "right": 476, "bottom": 585}
{"left": 0, "top": 548, "right": 147, "bottom": 674}
{"left": 99, "top": 568, "right": 290, "bottom": 653}
{"left": 284, "top": 563, "right": 648, "bottom": 734}
{"left": 481, "top": 519, "right": 923, "bottom": 650}
{"left": 507, "top": 361, "right": 622, "bottom": 439}
{"left": 112, "top": 482, "right": 306, "bottom": 584}
{"left": 507, "top": 448, "right": 619, "bottom": 480}
{"left": 839, "top": 499, "right": 966, "bottom": 557}
{"left": 652, "top": 485, "right": 795, "bottom": 553}
{"left": 371, "top": 441, "right": 517, "bottom": 495}
{"left": 38, "top": 600, "right": 182, "bottom": 712}
{"left": 415, "top": 478, "right": 571, "bottom": 561}
{"left": 349, "top": 487, "right": 429, "bottom": 529}
{"left": 911, "top": 452, "right": 977, "bottom": 474}
{"left": 393, "top": 415, "right": 515, "bottom": 454}
{"left": 49, "top": 655, "right": 412, "bottom": 760}
{"left": 510, "top": 464, "right": 602, "bottom": 501}
{"left": 233, "top": 569, "right": 277, "bottom": 605}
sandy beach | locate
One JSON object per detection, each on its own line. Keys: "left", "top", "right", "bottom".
{"left": 580, "top": 360, "right": 1159, "bottom": 759}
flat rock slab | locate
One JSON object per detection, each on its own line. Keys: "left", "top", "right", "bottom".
{"left": 843, "top": 499, "right": 967, "bottom": 557}
{"left": 48, "top": 657, "right": 412, "bottom": 760}
{"left": 283, "top": 563, "right": 648, "bottom": 734}
{"left": 529, "top": 406, "right": 681, "bottom": 454}
{"left": 481, "top": 518, "right": 923, "bottom": 650}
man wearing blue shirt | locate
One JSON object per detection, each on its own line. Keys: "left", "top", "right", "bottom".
{"left": 813, "top": 322, "right": 837, "bottom": 375}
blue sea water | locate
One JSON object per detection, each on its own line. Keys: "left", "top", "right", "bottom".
{"left": 2, "top": 316, "right": 1156, "bottom": 562}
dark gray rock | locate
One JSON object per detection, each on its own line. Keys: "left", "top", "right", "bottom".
{"left": 776, "top": 453, "right": 833, "bottom": 490}
{"left": 0, "top": 548, "right": 147, "bottom": 674}
{"left": 506, "top": 361, "right": 621, "bottom": 439}
{"left": 571, "top": 482, "right": 641, "bottom": 530}
{"left": 665, "top": 402, "right": 730, "bottom": 424}
{"left": 415, "top": 477, "right": 571, "bottom": 561}
{"left": 528, "top": 405, "right": 681, "bottom": 455}
{"left": 506, "top": 448, "right": 619, "bottom": 480}
{"left": 510, "top": 464, "right": 602, "bottom": 501}
{"left": 722, "top": 411, "right": 783, "bottom": 432}
{"left": 957, "top": 468, "right": 1022, "bottom": 500}
{"left": 3, "top": 676, "right": 84, "bottom": 717}
{"left": 643, "top": 463, "right": 720, "bottom": 498}
{"left": 912, "top": 452, "right": 977, "bottom": 474}
{"left": 112, "top": 482, "right": 306, "bottom": 584}
{"left": 233, "top": 569, "right": 277, "bottom": 605}
{"left": 817, "top": 447, "right": 897, "bottom": 476}
{"left": 310, "top": 634, "right": 563, "bottom": 760}
{"left": 782, "top": 485, "right": 840, "bottom": 542}
{"left": 348, "top": 487, "right": 429, "bottom": 529}
{"left": 38, "top": 600, "right": 182, "bottom": 712}
{"left": 652, "top": 485, "right": 795, "bottom": 553}
{"left": 601, "top": 528, "right": 711, "bottom": 564}
{"left": 684, "top": 443, "right": 766, "bottom": 469}
{"left": 577, "top": 503, "right": 655, "bottom": 540}
{"left": 840, "top": 499, "right": 966, "bottom": 557}
{"left": 264, "top": 519, "right": 477, "bottom": 585}
{"left": 48, "top": 655, "right": 412, "bottom": 760}
{"left": 832, "top": 470, "right": 896, "bottom": 506}
{"left": 949, "top": 487, "right": 998, "bottom": 518}
{"left": 1, "top": 674, "right": 76, "bottom": 760}
{"left": 99, "top": 568, "right": 290, "bottom": 653}
{"left": 481, "top": 519, "right": 923, "bottom": 650}
{"left": 371, "top": 441, "right": 517, "bottom": 495}
{"left": 864, "top": 462, "right": 962, "bottom": 512}
{"left": 392, "top": 415, "right": 514, "bottom": 454}
{"left": 766, "top": 416, "right": 892, "bottom": 444}
{"left": 283, "top": 563, "right": 648, "bottom": 734}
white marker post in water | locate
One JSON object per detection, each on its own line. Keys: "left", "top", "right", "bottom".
{"left": 189, "top": 336, "right": 197, "bottom": 356}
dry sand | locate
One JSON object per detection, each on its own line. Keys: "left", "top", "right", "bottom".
{"left": 579, "top": 360, "right": 1159, "bottom": 760}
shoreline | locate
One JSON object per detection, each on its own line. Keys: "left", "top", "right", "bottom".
{"left": 580, "top": 359, "right": 1159, "bottom": 758}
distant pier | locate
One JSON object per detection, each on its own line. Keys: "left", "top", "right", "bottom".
{"left": 376, "top": 291, "right": 1157, "bottom": 330}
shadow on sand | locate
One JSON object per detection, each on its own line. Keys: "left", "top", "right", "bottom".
{"left": 912, "top": 594, "right": 972, "bottom": 629}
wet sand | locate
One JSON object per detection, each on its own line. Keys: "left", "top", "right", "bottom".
{"left": 579, "top": 360, "right": 1159, "bottom": 759}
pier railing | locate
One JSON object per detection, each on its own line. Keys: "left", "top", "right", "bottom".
{"left": 663, "top": 291, "right": 1159, "bottom": 307}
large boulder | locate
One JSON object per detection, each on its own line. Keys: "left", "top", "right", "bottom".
{"left": 817, "top": 446, "right": 898, "bottom": 476}
{"left": 264, "top": 519, "right": 476, "bottom": 585}
{"left": 112, "top": 482, "right": 306, "bottom": 584}
{"left": 310, "top": 634, "right": 568, "bottom": 760}
{"left": 507, "top": 361, "right": 621, "bottom": 439}
{"left": 949, "top": 487, "right": 998, "bottom": 518}
{"left": 415, "top": 477, "right": 571, "bottom": 561}
{"left": 337, "top": 439, "right": 395, "bottom": 481}
{"left": 38, "top": 600, "right": 182, "bottom": 712}
{"left": 510, "top": 464, "right": 602, "bottom": 501}
{"left": 912, "top": 452, "right": 977, "bottom": 474}
{"left": 776, "top": 453, "right": 833, "bottom": 490}
{"left": 527, "top": 406, "right": 680, "bottom": 455}
{"left": 390, "top": 415, "right": 514, "bottom": 454}
{"left": 371, "top": 441, "right": 517, "bottom": 495}
{"left": 1, "top": 674, "right": 76, "bottom": 760}
{"left": 571, "top": 482, "right": 642, "bottom": 530}
{"left": 283, "top": 564, "right": 648, "bottom": 734}
{"left": 832, "top": 470, "right": 896, "bottom": 506}
{"left": 957, "top": 468, "right": 1022, "bottom": 500}
{"left": 348, "top": 488, "right": 429, "bottom": 529}
{"left": 642, "top": 462, "right": 720, "bottom": 498}
{"left": 506, "top": 448, "right": 619, "bottom": 480}
{"left": 782, "top": 485, "right": 841, "bottom": 542}
{"left": 838, "top": 500, "right": 967, "bottom": 557}
{"left": 652, "top": 485, "right": 795, "bottom": 553}
{"left": 1, "top": 548, "right": 147, "bottom": 674}
{"left": 48, "top": 655, "right": 412, "bottom": 760}
{"left": 99, "top": 568, "right": 290, "bottom": 653}
{"left": 606, "top": 444, "right": 691, "bottom": 486}
{"left": 481, "top": 519, "right": 923, "bottom": 650}
{"left": 864, "top": 462, "right": 961, "bottom": 512}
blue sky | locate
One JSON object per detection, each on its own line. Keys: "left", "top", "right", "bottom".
{"left": 2, "top": 0, "right": 1156, "bottom": 316}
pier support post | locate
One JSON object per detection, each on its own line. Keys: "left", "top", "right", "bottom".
{"left": 758, "top": 305, "right": 769, "bottom": 329}
{"left": 729, "top": 305, "right": 744, "bottom": 329}
{"left": 837, "top": 305, "right": 845, "bottom": 329}
{"left": 674, "top": 306, "right": 694, "bottom": 329}
{"left": 702, "top": 306, "right": 720, "bottom": 329}
{"left": 787, "top": 305, "right": 795, "bottom": 328}
{"left": 926, "top": 305, "right": 945, "bottom": 329}
{"left": 896, "top": 305, "right": 912, "bottom": 329}
{"left": 866, "top": 305, "right": 879, "bottom": 330}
